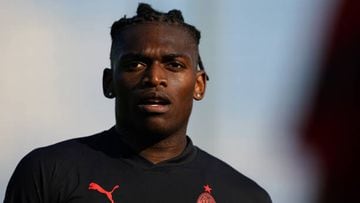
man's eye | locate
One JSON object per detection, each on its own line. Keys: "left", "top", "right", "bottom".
{"left": 122, "top": 62, "right": 146, "bottom": 71}
{"left": 166, "top": 62, "right": 185, "bottom": 70}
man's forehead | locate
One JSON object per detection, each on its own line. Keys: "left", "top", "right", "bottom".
{"left": 118, "top": 42, "right": 196, "bottom": 55}
{"left": 117, "top": 52, "right": 193, "bottom": 63}
{"left": 115, "top": 23, "right": 198, "bottom": 45}
{"left": 114, "top": 24, "right": 197, "bottom": 55}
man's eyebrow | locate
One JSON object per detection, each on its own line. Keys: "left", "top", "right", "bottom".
{"left": 119, "top": 53, "right": 147, "bottom": 61}
{"left": 162, "top": 53, "right": 191, "bottom": 61}
{"left": 119, "top": 53, "right": 191, "bottom": 61}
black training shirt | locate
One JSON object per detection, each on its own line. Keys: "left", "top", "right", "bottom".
{"left": 4, "top": 127, "right": 271, "bottom": 203}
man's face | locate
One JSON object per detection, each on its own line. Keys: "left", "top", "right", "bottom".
{"left": 104, "top": 23, "right": 206, "bottom": 138}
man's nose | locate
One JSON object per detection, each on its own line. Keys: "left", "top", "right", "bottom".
{"left": 141, "top": 61, "right": 167, "bottom": 87}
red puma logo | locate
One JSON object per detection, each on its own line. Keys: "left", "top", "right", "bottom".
{"left": 88, "top": 182, "right": 119, "bottom": 203}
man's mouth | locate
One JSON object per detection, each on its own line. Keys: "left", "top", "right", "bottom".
{"left": 136, "top": 92, "right": 171, "bottom": 114}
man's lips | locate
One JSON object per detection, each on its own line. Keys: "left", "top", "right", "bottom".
{"left": 135, "top": 91, "right": 171, "bottom": 114}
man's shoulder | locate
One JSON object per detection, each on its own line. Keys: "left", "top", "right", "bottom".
{"left": 4, "top": 130, "right": 110, "bottom": 203}
{"left": 194, "top": 147, "right": 250, "bottom": 178}
{"left": 21, "top": 129, "right": 108, "bottom": 166}
{"left": 194, "top": 147, "right": 272, "bottom": 202}
{"left": 7, "top": 129, "right": 110, "bottom": 189}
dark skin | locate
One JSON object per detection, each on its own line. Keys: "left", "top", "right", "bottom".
{"left": 103, "top": 23, "right": 206, "bottom": 164}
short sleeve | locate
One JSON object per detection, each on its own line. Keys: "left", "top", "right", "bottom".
{"left": 4, "top": 149, "right": 49, "bottom": 203}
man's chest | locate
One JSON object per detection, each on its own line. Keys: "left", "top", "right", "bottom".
{"left": 53, "top": 163, "right": 218, "bottom": 203}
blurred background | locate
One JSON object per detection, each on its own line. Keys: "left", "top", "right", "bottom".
{"left": 1, "top": 0, "right": 358, "bottom": 202}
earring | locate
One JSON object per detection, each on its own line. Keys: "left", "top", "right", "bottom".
{"left": 108, "top": 92, "right": 113, "bottom": 97}
{"left": 196, "top": 94, "right": 201, "bottom": 98}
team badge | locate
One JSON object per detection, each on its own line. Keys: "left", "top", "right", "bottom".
{"left": 197, "top": 184, "right": 216, "bottom": 203}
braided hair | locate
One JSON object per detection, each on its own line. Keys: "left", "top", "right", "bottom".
{"left": 110, "top": 3, "right": 209, "bottom": 80}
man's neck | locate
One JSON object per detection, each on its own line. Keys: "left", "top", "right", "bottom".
{"left": 115, "top": 126, "right": 187, "bottom": 164}
{"left": 139, "top": 134, "right": 187, "bottom": 164}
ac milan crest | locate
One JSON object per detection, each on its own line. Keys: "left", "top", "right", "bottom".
{"left": 197, "top": 184, "right": 216, "bottom": 203}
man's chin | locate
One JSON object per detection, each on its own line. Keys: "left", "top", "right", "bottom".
{"left": 137, "top": 118, "right": 181, "bottom": 136}
{"left": 140, "top": 122, "right": 173, "bottom": 138}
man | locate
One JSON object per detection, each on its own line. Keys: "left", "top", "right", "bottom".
{"left": 5, "top": 3, "right": 271, "bottom": 203}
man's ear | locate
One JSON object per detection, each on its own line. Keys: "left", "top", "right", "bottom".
{"left": 103, "top": 68, "right": 115, "bottom": 99}
{"left": 193, "top": 70, "right": 207, "bottom": 101}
